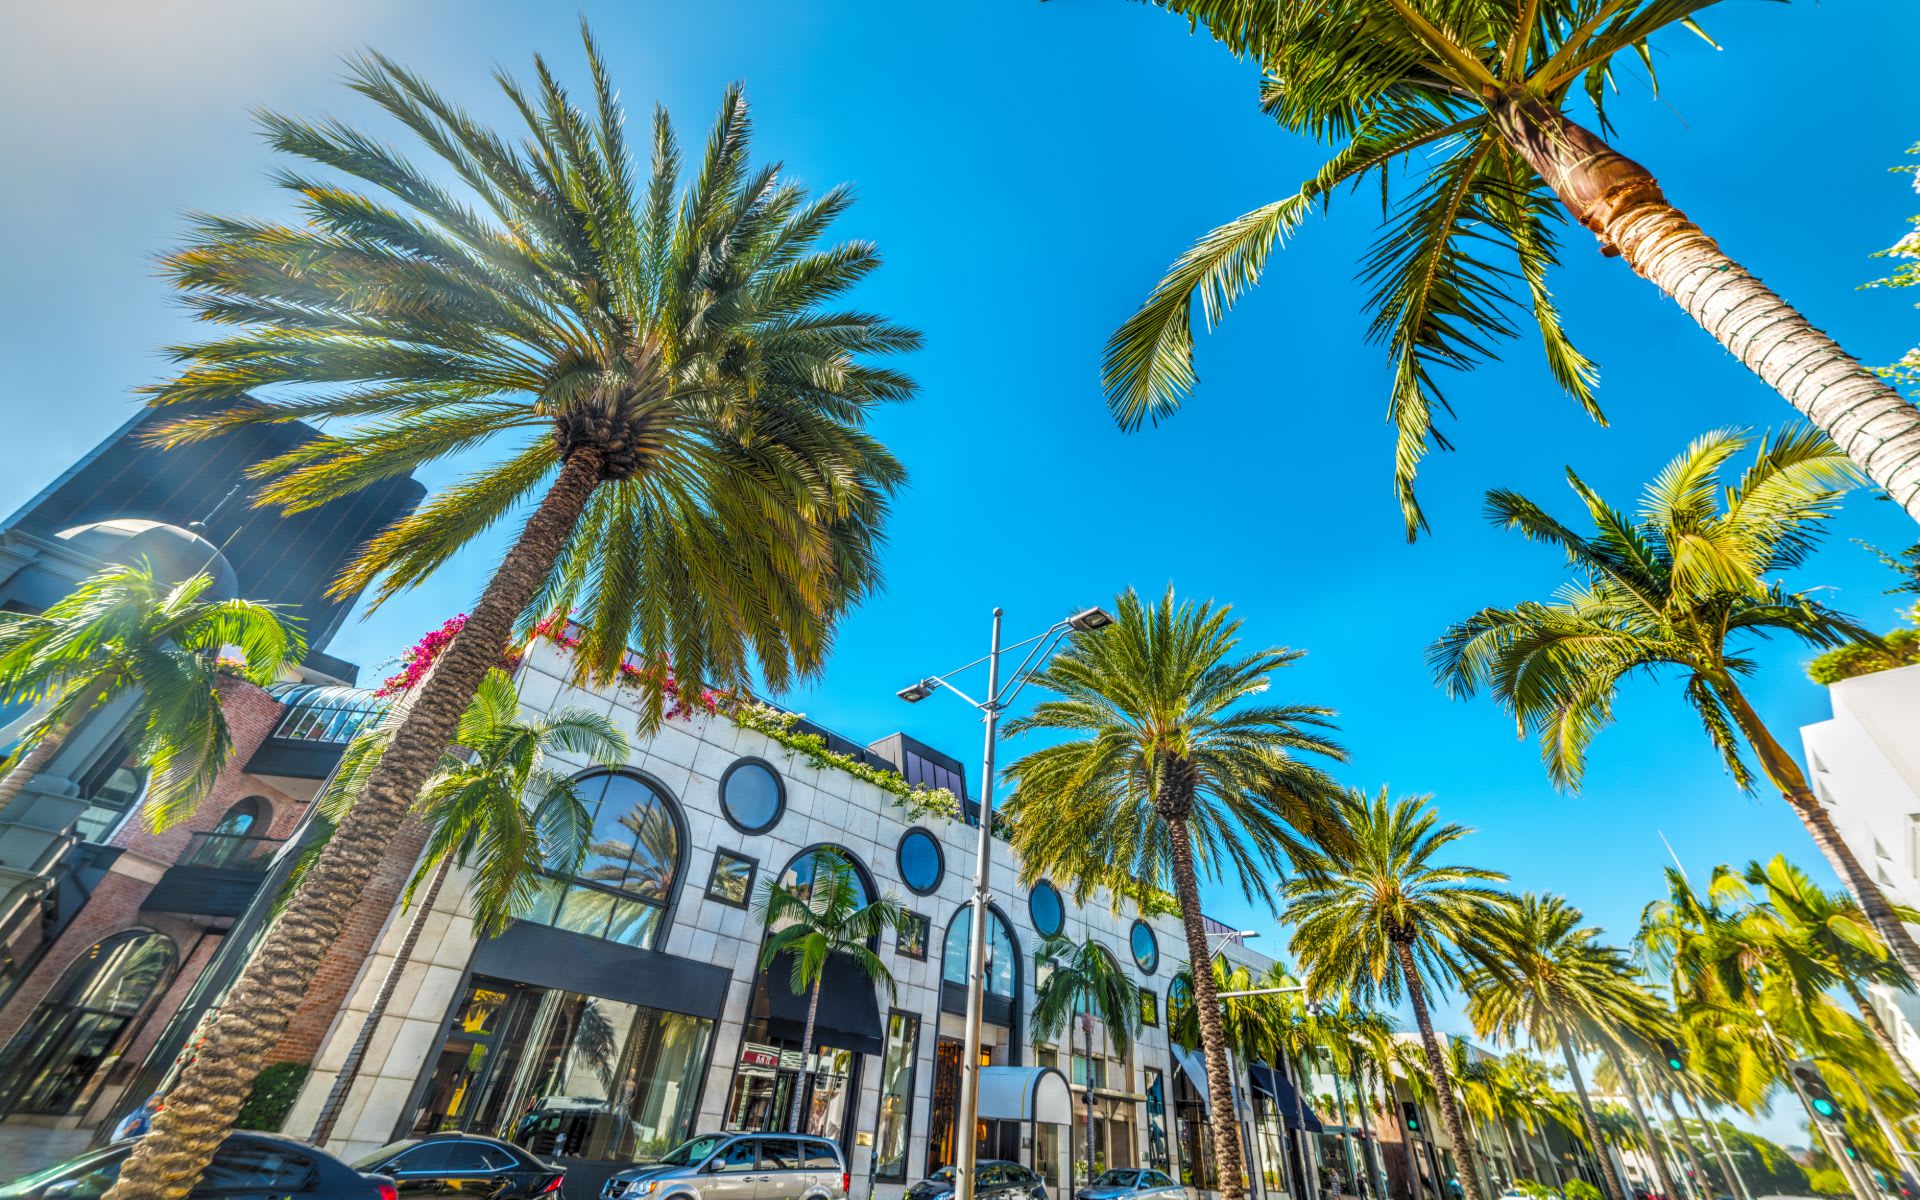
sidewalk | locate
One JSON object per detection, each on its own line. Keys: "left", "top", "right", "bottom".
{"left": 0, "top": 1124, "right": 94, "bottom": 1181}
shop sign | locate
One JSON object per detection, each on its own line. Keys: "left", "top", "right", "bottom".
{"left": 741, "top": 1043, "right": 781, "bottom": 1069}
{"left": 780, "top": 1048, "right": 806, "bottom": 1072}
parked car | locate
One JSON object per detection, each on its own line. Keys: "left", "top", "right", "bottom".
{"left": 0, "top": 1131, "right": 396, "bottom": 1200}
{"left": 1076, "top": 1170, "right": 1179, "bottom": 1200}
{"left": 352, "top": 1132, "right": 565, "bottom": 1199}
{"left": 908, "top": 1161, "right": 1048, "bottom": 1200}
{"left": 600, "top": 1133, "right": 847, "bottom": 1200}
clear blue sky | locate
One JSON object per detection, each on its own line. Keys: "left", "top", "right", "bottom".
{"left": 5, "top": 0, "right": 1918, "bottom": 1136}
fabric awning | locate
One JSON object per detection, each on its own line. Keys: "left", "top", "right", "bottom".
{"left": 1172, "top": 1046, "right": 1211, "bottom": 1106}
{"left": 754, "top": 950, "right": 885, "bottom": 1057}
{"left": 1250, "top": 1062, "right": 1324, "bottom": 1133}
{"left": 977, "top": 1066, "right": 1073, "bottom": 1124}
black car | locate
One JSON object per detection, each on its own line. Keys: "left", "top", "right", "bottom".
{"left": 0, "top": 1131, "right": 395, "bottom": 1200}
{"left": 352, "top": 1133, "right": 565, "bottom": 1199}
{"left": 908, "top": 1162, "right": 1047, "bottom": 1200}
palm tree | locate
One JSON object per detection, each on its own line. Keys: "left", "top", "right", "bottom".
{"left": 1002, "top": 586, "right": 1346, "bottom": 1200}
{"left": 757, "top": 850, "right": 908, "bottom": 1134}
{"left": 308, "top": 669, "right": 626, "bottom": 1143}
{"left": 0, "top": 563, "right": 302, "bottom": 824}
{"left": 111, "top": 29, "right": 915, "bottom": 1198}
{"left": 1032, "top": 934, "right": 1142, "bottom": 1185}
{"left": 1286, "top": 788, "right": 1512, "bottom": 1200}
{"left": 1431, "top": 427, "right": 1920, "bottom": 983}
{"left": 1100, "top": 2, "right": 1920, "bottom": 532}
{"left": 1465, "top": 894, "right": 1636, "bottom": 1200}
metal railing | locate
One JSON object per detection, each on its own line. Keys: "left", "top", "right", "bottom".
{"left": 177, "top": 831, "right": 284, "bottom": 872}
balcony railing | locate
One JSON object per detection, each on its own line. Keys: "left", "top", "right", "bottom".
{"left": 177, "top": 831, "right": 283, "bottom": 872}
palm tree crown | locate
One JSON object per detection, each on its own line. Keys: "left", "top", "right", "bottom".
{"left": 0, "top": 564, "right": 302, "bottom": 825}
{"left": 1032, "top": 934, "right": 1142, "bottom": 1059}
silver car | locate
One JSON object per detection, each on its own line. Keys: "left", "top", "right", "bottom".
{"left": 601, "top": 1135, "right": 847, "bottom": 1200}
{"left": 1076, "top": 1169, "right": 1185, "bottom": 1200}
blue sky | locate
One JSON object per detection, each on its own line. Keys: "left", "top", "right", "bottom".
{"left": 5, "top": 0, "right": 1919, "bottom": 1136}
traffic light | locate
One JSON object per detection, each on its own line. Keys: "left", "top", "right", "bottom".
{"left": 1788, "top": 1060, "right": 1843, "bottom": 1125}
{"left": 1402, "top": 1101, "right": 1422, "bottom": 1134}
{"left": 1657, "top": 1037, "right": 1686, "bottom": 1073}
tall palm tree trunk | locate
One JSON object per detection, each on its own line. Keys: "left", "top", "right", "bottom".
{"left": 1331, "top": 1056, "right": 1361, "bottom": 1194}
{"left": 1682, "top": 1090, "right": 1748, "bottom": 1200}
{"left": 106, "top": 450, "right": 606, "bottom": 1200}
{"left": 309, "top": 853, "right": 451, "bottom": 1145}
{"left": 1391, "top": 940, "right": 1482, "bottom": 1200}
{"left": 1166, "top": 814, "right": 1249, "bottom": 1200}
{"left": 0, "top": 719, "right": 74, "bottom": 810}
{"left": 1842, "top": 979, "right": 1920, "bottom": 1100}
{"left": 1516, "top": 1121, "right": 1542, "bottom": 1184}
{"left": 1489, "top": 91, "right": 1920, "bottom": 524}
{"left": 1655, "top": 1090, "right": 1710, "bottom": 1200}
{"left": 1603, "top": 1047, "right": 1679, "bottom": 1200}
{"left": 794, "top": 973, "right": 822, "bottom": 1134}
{"left": 1555, "top": 1028, "right": 1627, "bottom": 1200}
{"left": 1713, "top": 678, "right": 1920, "bottom": 984}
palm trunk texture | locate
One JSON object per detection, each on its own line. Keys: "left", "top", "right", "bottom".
{"left": 1167, "top": 813, "right": 1249, "bottom": 1200}
{"left": 1714, "top": 678, "right": 1920, "bottom": 984}
{"left": 1392, "top": 940, "right": 1482, "bottom": 1200}
{"left": 794, "top": 975, "right": 822, "bottom": 1134}
{"left": 1656, "top": 1090, "right": 1710, "bottom": 1200}
{"left": 1605, "top": 1048, "right": 1679, "bottom": 1200}
{"left": 1491, "top": 91, "right": 1920, "bottom": 524}
{"left": 309, "top": 853, "right": 454, "bottom": 1145}
{"left": 1683, "top": 1090, "right": 1747, "bottom": 1200}
{"left": 0, "top": 722, "right": 71, "bottom": 811}
{"left": 1556, "top": 1029, "right": 1627, "bottom": 1200}
{"left": 105, "top": 450, "right": 606, "bottom": 1200}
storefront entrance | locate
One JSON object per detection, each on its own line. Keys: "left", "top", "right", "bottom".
{"left": 722, "top": 1041, "right": 862, "bottom": 1142}
{"left": 926, "top": 1038, "right": 1021, "bottom": 1174}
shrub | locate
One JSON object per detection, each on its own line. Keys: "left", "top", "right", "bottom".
{"left": 1564, "top": 1181, "right": 1602, "bottom": 1200}
{"left": 1807, "top": 628, "right": 1920, "bottom": 685}
{"left": 1805, "top": 1169, "right": 1851, "bottom": 1197}
{"left": 233, "top": 1062, "right": 308, "bottom": 1131}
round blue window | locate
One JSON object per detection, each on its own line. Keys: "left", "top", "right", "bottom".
{"left": 1029, "top": 881, "right": 1065, "bottom": 938}
{"left": 1130, "top": 920, "right": 1159, "bottom": 974}
{"left": 897, "top": 829, "right": 944, "bottom": 895}
{"left": 720, "top": 759, "right": 784, "bottom": 834}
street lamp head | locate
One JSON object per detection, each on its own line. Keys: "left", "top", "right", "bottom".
{"left": 1066, "top": 606, "right": 1114, "bottom": 633}
{"left": 896, "top": 679, "right": 938, "bottom": 703}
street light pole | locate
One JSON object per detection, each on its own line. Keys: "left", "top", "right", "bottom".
{"left": 898, "top": 604, "right": 1114, "bottom": 1200}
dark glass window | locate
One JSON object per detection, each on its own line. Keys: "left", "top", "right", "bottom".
{"left": 1028, "top": 881, "right": 1064, "bottom": 938}
{"left": 943, "top": 908, "right": 1016, "bottom": 998}
{"left": 897, "top": 829, "right": 943, "bottom": 895}
{"left": 1130, "top": 921, "right": 1160, "bottom": 974}
{"left": 762, "top": 1139, "right": 802, "bottom": 1169}
{"left": 713, "top": 1141, "right": 759, "bottom": 1173}
{"left": 199, "top": 1144, "right": 315, "bottom": 1191}
{"left": 519, "top": 771, "right": 681, "bottom": 950}
{"left": 804, "top": 1140, "right": 840, "bottom": 1170}
{"left": 720, "top": 760, "right": 785, "bottom": 834}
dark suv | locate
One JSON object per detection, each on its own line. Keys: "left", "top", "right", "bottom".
{"left": 601, "top": 1134, "right": 847, "bottom": 1200}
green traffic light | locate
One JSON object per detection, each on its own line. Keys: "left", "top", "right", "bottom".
{"left": 1667, "top": 1057, "right": 1684, "bottom": 1071}
{"left": 1813, "top": 1098, "right": 1838, "bottom": 1117}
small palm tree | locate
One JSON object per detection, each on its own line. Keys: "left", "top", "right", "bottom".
{"left": 0, "top": 563, "right": 302, "bottom": 825}
{"left": 309, "top": 668, "right": 626, "bottom": 1142}
{"left": 1002, "top": 586, "right": 1346, "bottom": 1200}
{"left": 1431, "top": 427, "right": 1920, "bottom": 983}
{"left": 1032, "top": 934, "right": 1141, "bottom": 1185}
{"left": 1101, "top": 2, "right": 1920, "bottom": 530}
{"left": 113, "top": 29, "right": 915, "bottom": 1198}
{"left": 1286, "top": 788, "right": 1512, "bottom": 1200}
{"left": 756, "top": 850, "right": 908, "bottom": 1134}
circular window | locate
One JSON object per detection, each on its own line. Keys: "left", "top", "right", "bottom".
{"left": 1029, "top": 881, "right": 1065, "bottom": 938}
{"left": 1130, "top": 920, "right": 1160, "bottom": 974}
{"left": 897, "top": 829, "right": 944, "bottom": 895}
{"left": 720, "top": 759, "right": 784, "bottom": 834}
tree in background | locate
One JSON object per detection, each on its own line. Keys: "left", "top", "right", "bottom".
{"left": 309, "top": 669, "right": 626, "bottom": 1142}
{"left": 1101, "top": 2, "right": 1920, "bottom": 532}
{"left": 0, "top": 564, "right": 302, "bottom": 822}
{"left": 1432, "top": 427, "right": 1920, "bottom": 985}
{"left": 1032, "top": 934, "right": 1141, "bottom": 1185}
{"left": 1287, "top": 789, "right": 1512, "bottom": 1200}
{"left": 1002, "top": 587, "right": 1347, "bottom": 1200}
{"left": 113, "top": 26, "right": 917, "bottom": 1198}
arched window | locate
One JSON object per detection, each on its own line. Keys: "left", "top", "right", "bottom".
{"left": 212, "top": 796, "right": 264, "bottom": 838}
{"left": 943, "top": 905, "right": 1017, "bottom": 999}
{"left": 520, "top": 770, "right": 684, "bottom": 950}
{"left": 0, "top": 931, "right": 176, "bottom": 1116}
{"left": 775, "top": 845, "right": 873, "bottom": 911}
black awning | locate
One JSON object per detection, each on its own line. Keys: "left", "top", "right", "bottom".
{"left": 1250, "top": 1062, "right": 1324, "bottom": 1133}
{"left": 753, "top": 950, "right": 885, "bottom": 1057}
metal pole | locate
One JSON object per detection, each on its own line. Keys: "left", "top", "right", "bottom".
{"left": 1838, "top": 1061, "right": 1915, "bottom": 1187}
{"left": 1756, "top": 1017, "right": 1873, "bottom": 1200}
{"left": 1685, "top": 1089, "right": 1752, "bottom": 1200}
{"left": 953, "top": 608, "right": 1003, "bottom": 1200}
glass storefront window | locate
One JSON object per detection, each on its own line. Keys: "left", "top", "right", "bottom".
{"left": 411, "top": 977, "right": 711, "bottom": 1162}
{"left": 873, "top": 1012, "right": 919, "bottom": 1181}
{"left": 1144, "top": 1069, "right": 1170, "bottom": 1174}
{"left": 722, "top": 1043, "right": 857, "bottom": 1140}
{"left": 942, "top": 908, "right": 1015, "bottom": 998}
{"left": 517, "top": 771, "right": 680, "bottom": 950}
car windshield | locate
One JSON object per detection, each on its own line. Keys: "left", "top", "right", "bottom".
{"left": 0, "top": 1149, "right": 127, "bottom": 1198}
{"left": 657, "top": 1135, "right": 730, "bottom": 1167}
{"left": 931, "top": 1168, "right": 956, "bottom": 1183}
{"left": 350, "top": 1141, "right": 419, "bottom": 1170}
{"left": 1096, "top": 1171, "right": 1141, "bottom": 1187}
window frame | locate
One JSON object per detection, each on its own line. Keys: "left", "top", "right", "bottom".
{"left": 706, "top": 849, "right": 758, "bottom": 910}
{"left": 870, "top": 1009, "right": 920, "bottom": 1182}
{"left": 1139, "top": 988, "right": 1159, "bottom": 1028}
{"left": 1028, "top": 879, "right": 1065, "bottom": 938}
{"left": 523, "top": 768, "right": 688, "bottom": 950}
{"left": 719, "top": 757, "right": 787, "bottom": 836}
{"left": 897, "top": 912, "right": 930, "bottom": 961}
{"left": 895, "top": 827, "right": 945, "bottom": 897}
{"left": 1129, "top": 920, "right": 1160, "bottom": 975}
